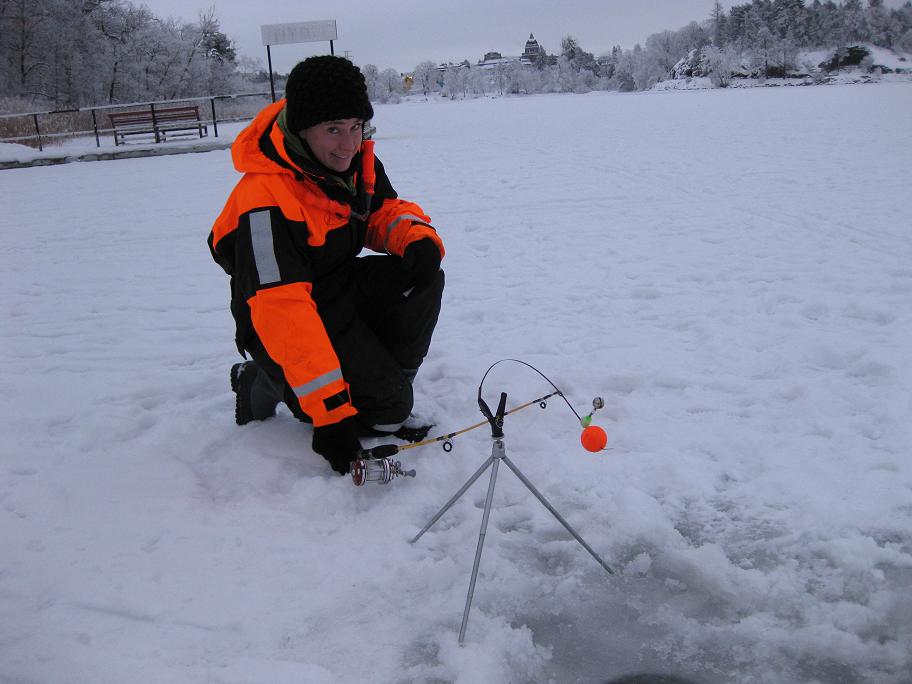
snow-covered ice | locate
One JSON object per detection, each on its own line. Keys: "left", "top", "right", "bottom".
{"left": 2, "top": 83, "right": 911, "bottom": 684}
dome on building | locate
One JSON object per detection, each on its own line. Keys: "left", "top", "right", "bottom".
{"left": 522, "top": 33, "right": 543, "bottom": 63}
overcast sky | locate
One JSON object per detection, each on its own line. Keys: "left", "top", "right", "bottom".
{"left": 128, "top": 1, "right": 712, "bottom": 73}
{"left": 137, "top": 0, "right": 908, "bottom": 74}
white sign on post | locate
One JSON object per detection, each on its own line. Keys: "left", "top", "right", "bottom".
{"left": 260, "top": 20, "right": 338, "bottom": 46}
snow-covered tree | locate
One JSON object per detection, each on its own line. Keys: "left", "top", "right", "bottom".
{"left": 644, "top": 31, "right": 680, "bottom": 77}
{"left": 94, "top": 1, "right": 154, "bottom": 102}
{"left": 701, "top": 44, "right": 740, "bottom": 86}
{"left": 0, "top": 0, "right": 240, "bottom": 110}
{"left": 750, "top": 25, "right": 778, "bottom": 77}
{"left": 493, "top": 60, "right": 526, "bottom": 95}
{"left": 361, "top": 64, "right": 380, "bottom": 102}
{"left": 842, "top": 0, "right": 867, "bottom": 41}
{"left": 609, "top": 48, "right": 637, "bottom": 92}
{"left": 6, "top": 0, "right": 912, "bottom": 114}
{"left": 866, "top": 0, "right": 897, "bottom": 46}
{"left": 711, "top": 0, "right": 728, "bottom": 46}
{"left": 411, "top": 61, "right": 438, "bottom": 98}
{"left": 376, "top": 67, "right": 403, "bottom": 103}
{"left": 467, "top": 66, "right": 488, "bottom": 96}
{"left": 443, "top": 65, "right": 466, "bottom": 99}
{"left": 561, "top": 35, "right": 599, "bottom": 76}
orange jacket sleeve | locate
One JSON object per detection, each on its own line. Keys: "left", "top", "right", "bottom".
{"left": 210, "top": 179, "right": 357, "bottom": 427}
{"left": 247, "top": 283, "right": 356, "bottom": 427}
{"left": 365, "top": 198, "right": 445, "bottom": 260}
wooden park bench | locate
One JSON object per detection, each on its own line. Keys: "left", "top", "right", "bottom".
{"left": 108, "top": 105, "right": 208, "bottom": 146}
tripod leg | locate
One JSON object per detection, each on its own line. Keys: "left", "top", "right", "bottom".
{"left": 410, "top": 456, "right": 494, "bottom": 544}
{"left": 459, "top": 454, "right": 500, "bottom": 644}
{"left": 501, "top": 455, "right": 615, "bottom": 575}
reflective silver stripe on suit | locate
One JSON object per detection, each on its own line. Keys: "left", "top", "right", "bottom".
{"left": 249, "top": 210, "right": 281, "bottom": 285}
{"left": 385, "top": 213, "right": 427, "bottom": 250}
{"left": 292, "top": 368, "right": 344, "bottom": 398}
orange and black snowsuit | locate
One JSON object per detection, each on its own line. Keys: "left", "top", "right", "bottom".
{"left": 209, "top": 100, "right": 444, "bottom": 430}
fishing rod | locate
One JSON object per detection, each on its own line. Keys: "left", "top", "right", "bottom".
{"left": 350, "top": 359, "right": 608, "bottom": 486}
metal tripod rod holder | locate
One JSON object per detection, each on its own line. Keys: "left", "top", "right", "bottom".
{"left": 410, "top": 391, "right": 614, "bottom": 644}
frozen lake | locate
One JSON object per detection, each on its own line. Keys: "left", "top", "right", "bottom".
{"left": 2, "top": 82, "right": 911, "bottom": 684}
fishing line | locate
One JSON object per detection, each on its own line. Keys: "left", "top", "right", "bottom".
{"left": 478, "top": 358, "right": 583, "bottom": 422}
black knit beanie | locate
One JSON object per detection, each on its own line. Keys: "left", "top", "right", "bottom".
{"left": 284, "top": 55, "right": 374, "bottom": 132}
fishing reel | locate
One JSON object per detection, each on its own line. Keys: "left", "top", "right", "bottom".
{"left": 350, "top": 455, "right": 416, "bottom": 486}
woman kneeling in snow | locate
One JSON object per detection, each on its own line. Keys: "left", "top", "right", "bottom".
{"left": 208, "top": 55, "right": 444, "bottom": 475}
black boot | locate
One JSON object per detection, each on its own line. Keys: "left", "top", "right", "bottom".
{"left": 230, "top": 361, "right": 281, "bottom": 426}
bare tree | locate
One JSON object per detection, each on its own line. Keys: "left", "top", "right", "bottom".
{"left": 3, "top": 0, "right": 54, "bottom": 98}
{"left": 94, "top": 1, "right": 152, "bottom": 102}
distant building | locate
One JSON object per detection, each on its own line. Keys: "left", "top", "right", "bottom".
{"left": 475, "top": 33, "right": 558, "bottom": 72}
{"left": 477, "top": 52, "right": 515, "bottom": 70}
{"left": 520, "top": 34, "right": 543, "bottom": 65}
{"left": 435, "top": 59, "right": 471, "bottom": 72}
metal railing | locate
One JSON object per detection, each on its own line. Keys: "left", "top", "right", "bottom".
{"left": 0, "top": 92, "right": 276, "bottom": 151}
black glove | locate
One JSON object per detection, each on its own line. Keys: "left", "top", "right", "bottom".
{"left": 312, "top": 416, "right": 363, "bottom": 475}
{"left": 402, "top": 239, "right": 441, "bottom": 290}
